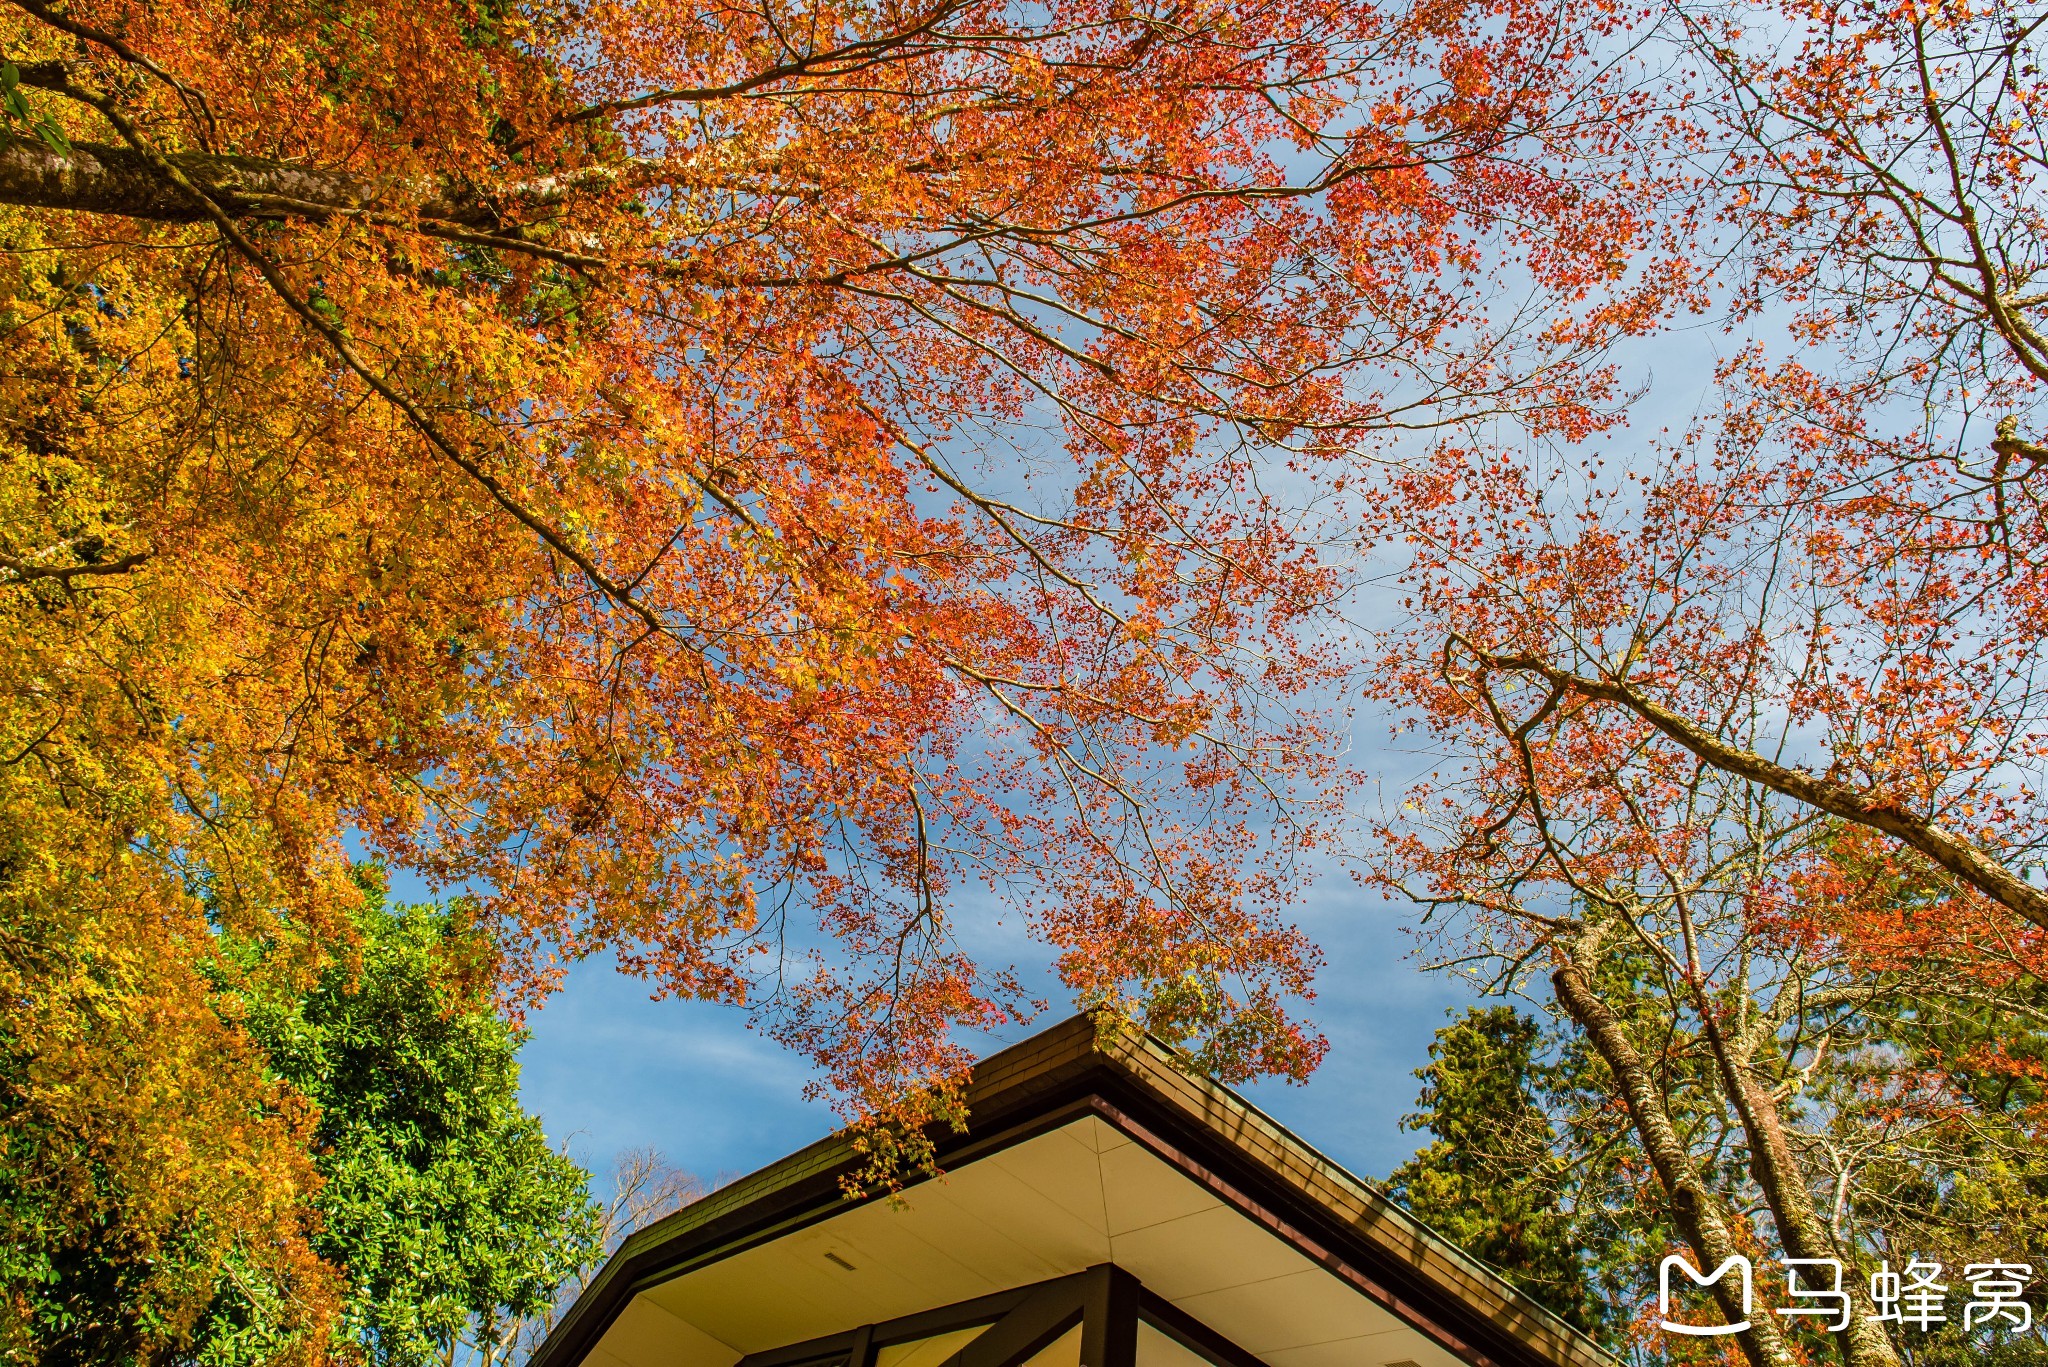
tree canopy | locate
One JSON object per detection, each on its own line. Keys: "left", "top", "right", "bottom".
{"left": 0, "top": 0, "right": 1664, "bottom": 1063}
{"left": 1366, "top": 2, "right": 2048, "bottom": 1361}
{"left": 8, "top": 0, "right": 2048, "bottom": 1361}
{"left": 7, "top": 874, "right": 603, "bottom": 1365}
{"left": 0, "top": 0, "right": 1666, "bottom": 1352}
{"left": 1387, "top": 1007, "right": 1633, "bottom": 1342}
{"left": 206, "top": 879, "right": 602, "bottom": 1367}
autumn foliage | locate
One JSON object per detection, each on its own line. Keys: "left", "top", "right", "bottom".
{"left": 0, "top": 0, "right": 1676, "bottom": 1354}
{"left": 1363, "top": 1, "right": 2048, "bottom": 1363}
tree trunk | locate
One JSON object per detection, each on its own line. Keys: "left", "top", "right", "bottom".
{"left": 0, "top": 135, "right": 483, "bottom": 225}
{"left": 1699, "top": 1017, "right": 1903, "bottom": 1367}
{"left": 1551, "top": 949, "right": 1798, "bottom": 1367}
{"left": 0, "top": 134, "right": 649, "bottom": 229}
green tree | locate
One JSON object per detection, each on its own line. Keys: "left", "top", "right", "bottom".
{"left": 191, "top": 876, "right": 603, "bottom": 1367}
{"left": 1387, "top": 995, "right": 1711, "bottom": 1361}
{"left": 1388, "top": 959, "right": 2048, "bottom": 1366}
{"left": 1388, "top": 1007, "right": 1608, "bottom": 1337}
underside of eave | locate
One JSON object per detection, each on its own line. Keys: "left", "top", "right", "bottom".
{"left": 1082, "top": 1029, "right": 1617, "bottom": 1367}
{"left": 530, "top": 1015, "right": 1619, "bottom": 1367}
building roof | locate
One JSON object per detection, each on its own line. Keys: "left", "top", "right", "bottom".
{"left": 531, "top": 1013, "right": 1618, "bottom": 1367}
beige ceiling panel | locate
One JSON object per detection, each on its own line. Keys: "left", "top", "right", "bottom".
{"left": 811, "top": 1201, "right": 1007, "bottom": 1307}
{"left": 1108, "top": 1204, "right": 1313, "bottom": 1300}
{"left": 1175, "top": 1270, "right": 1411, "bottom": 1355}
{"left": 647, "top": 1122, "right": 1112, "bottom": 1353}
{"left": 541, "top": 1020, "right": 1616, "bottom": 1367}
{"left": 1061, "top": 1115, "right": 1126, "bottom": 1154}
{"left": 939, "top": 1174, "right": 1109, "bottom": 1270}
{"left": 646, "top": 1222, "right": 926, "bottom": 1352}
{"left": 1136, "top": 1321, "right": 1218, "bottom": 1367}
{"left": 875, "top": 1326, "right": 989, "bottom": 1367}
{"left": 592, "top": 1294, "right": 740, "bottom": 1367}
{"left": 622, "top": 1120, "right": 1492, "bottom": 1367}
{"left": 1262, "top": 1332, "right": 1466, "bottom": 1367}
{"left": 978, "top": 1126, "right": 1113, "bottom": 1235}
{"left": 1097, "top": 1142, "right": 1222, "bottom": 1237}
{"left": 1022, "top": 1324, "right": 1083, "bottom": 1367}
{"left": 1091, "top": 1123, "right": 1133, "bottom": 1154}
{"left": 879, "top": 1171, "right": 1087, "bottom": 1287}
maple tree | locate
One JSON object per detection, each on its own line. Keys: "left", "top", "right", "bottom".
{"left": 0, "top": 0, "right": 1668, "bottom": 1355}
{"left": 1364, "top": 1, "right": 2048, "bottom": 1364}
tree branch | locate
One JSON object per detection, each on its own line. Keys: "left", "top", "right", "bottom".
{"left": 552, "top": 1, "right": 970, "bottom": 126}
{"left": 1472, "top": 644, "right": 2048, "bottom": 934}
{"left": 0, "top": 133, "right": 652, "bottom": 229}
{"left": 30, "top": 72, "right": 673, "bottom": 639}
{"left": 0, "top": 546, "right": 150, "bottom": 585}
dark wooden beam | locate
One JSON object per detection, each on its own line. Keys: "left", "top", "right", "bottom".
{"left": 736, "top": 1285, "right": 1031, "bottom": 1367}
{"left": 734, "top": 1265, "right": 1178, "bottom": 1367}
{"left": 942, "top": 1274, "right": 1088, "bottom": 1367}
{"left": 1077, "top": 1265, "right": 1139, "bottom": 1367}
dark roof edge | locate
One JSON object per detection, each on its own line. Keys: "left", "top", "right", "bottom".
{"left": 529, "top": 1014, "right": 1619, "bottom": 1367}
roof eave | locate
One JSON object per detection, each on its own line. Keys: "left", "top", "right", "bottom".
{"left": 530, "top": 1014, "right": 1619, "bottom": 1367}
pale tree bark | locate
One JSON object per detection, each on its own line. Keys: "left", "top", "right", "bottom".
{"left": 1697, "top": 1011, "right": 1902, "bottom": 1367}
{"left": 1551, "top": 943, "right": 1799, "bottom": 1367}
{"left": 0, "top": 132, "right": 653, "bottom": 231}
{"left": 0, "top": 134, "right": 484, "bottom": 223}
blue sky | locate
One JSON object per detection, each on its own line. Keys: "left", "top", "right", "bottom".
{"left": 515, "top": 870, "right": 1480, "bottom": 1196}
